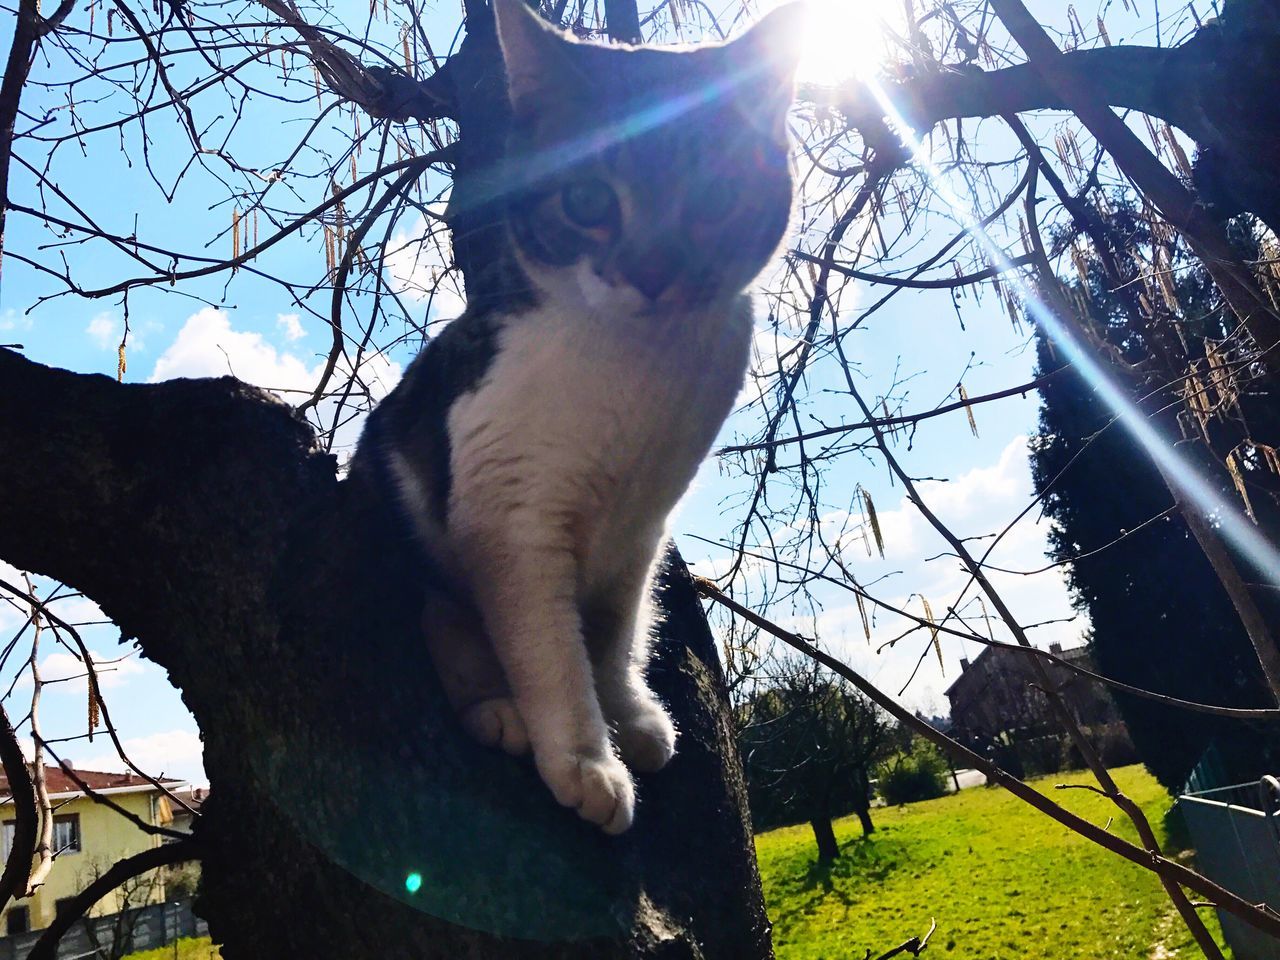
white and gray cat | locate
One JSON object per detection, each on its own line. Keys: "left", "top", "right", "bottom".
{"left": 354, "top": 0, "right": 801, "bottom": 833}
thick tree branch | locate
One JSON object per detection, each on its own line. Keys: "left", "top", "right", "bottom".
{"left": 0, "top": 0, "right": 40, "bottom": 286}
{"left": 0, "top": 347, "right": 769, "bottom": 959}
{"left": 604, "top": 0, "right": 642, "bottom": 43}
{"left": 810, "top": 45, "right": 1195, "bottom": 140}
{"left": 989, "top": 0, "right": 1280, "bottom": 381}
{"left": 257, "top": 0, "right": 458, "bottom": 120}
{"left": 0, "top": 348, "right": 333, "bottom": 669}
{"left": 813, "top": 9, "right": 1280, "bottom": 232}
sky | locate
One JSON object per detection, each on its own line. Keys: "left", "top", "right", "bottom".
{"left": 0, "top": 0, "right": 1199, "bottom": 783}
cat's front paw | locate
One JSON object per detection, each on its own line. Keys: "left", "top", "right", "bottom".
{"left": 536, "top": 749, "right": 635, "bottom": 834}
{"left": 613, "top": 700, "right": 677, "bottom": 773}
{"left": 460, "top": 698, "right": 530, "bottom": 756}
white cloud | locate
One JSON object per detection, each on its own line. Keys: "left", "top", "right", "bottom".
{"left": 86, "top": 312, "right": 119, "bottom": 349}
{"left": 76, "top": 728, "right": 204, "bottom": 785}
{"left": 708, "top": 435, "right": 1087, "bottom": 714}
{"left": 854, "top": 436, "right": 1033, "bottom": 564}
{"left": 47, "top": 595, "right": 106, "bottom": 626}
{"left": 31, "top": 649, "right": 146, "bottom": 697}
{"left": 0, "top": 559, "right": 24, "bottom": 587}
{"left": 150, "top": 307, "right": 315, "bottom": 390}
{"left": 385, "top": 214, "right": 468, "bottom": 318}
{"left": 0, "top": 308, "right": 32, "bottom": 333}
{"left": 277, "top": 313, "right": 306, "bottom": 342}
{"left": 0, "top": 561, "right": 32, "bottom": 634}
{"left": 150, "top": 308, "right": 402, "bottom": 460}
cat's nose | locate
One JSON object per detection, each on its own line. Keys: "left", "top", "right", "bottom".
{"left": 622, "top": 248, "right": 682, "bottom": 302}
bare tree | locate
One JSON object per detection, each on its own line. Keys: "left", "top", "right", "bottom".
{"left": 738, "top": 657, "right": 893, "bottom": 859}
{"left": 2, "top": 0, "right": 1280, "bottom": 956}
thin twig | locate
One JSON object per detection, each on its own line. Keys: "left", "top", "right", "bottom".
{"left": 692, "top": 578, "right": 1280, "bottom": 939}
{"left": 25, "top": 839, "right": 201, "bottom": 960}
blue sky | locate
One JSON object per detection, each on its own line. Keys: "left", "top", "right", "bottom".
{"left": 0, "top": 0, "right": 1198, "bottom": 782}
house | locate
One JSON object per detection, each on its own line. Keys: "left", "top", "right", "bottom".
{"left": 945, "top": 641, "right": 1125, "bottom": 740}
{"left": 165, "top": 786, "right": 206, "bottom": 838}
{"left": 0, "top": 765, "right": 185, "bottom": 935}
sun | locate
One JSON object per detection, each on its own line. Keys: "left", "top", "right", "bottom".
{"left": 783, "top": 0, "right": 895, "bottom": 86}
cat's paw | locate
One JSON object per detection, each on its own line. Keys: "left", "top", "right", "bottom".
{"left": 460, "top": 698, "right": 530, "bottom": 756}
{"left": 536, "top": 749, "right": 635, "bottom": 834}
{"left": 613, "top": 700, "right": 677, "bottom": 773}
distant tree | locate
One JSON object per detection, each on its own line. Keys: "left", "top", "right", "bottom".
{"left": 876, "top": 737, "right": 950, "bottom": 806}
{"left": 1030, "top": 204, "right": 1280, "bottom": 790}
{"left": 78, "top": 864, "right": 163, "bottom": 960}
{"left": 738, "top": 661, "right": 894, "bottom": 860}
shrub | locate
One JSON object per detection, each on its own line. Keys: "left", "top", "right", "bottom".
{"left": 877, "top": 740, "right": 949, "bottom": 805}
{"left": 1015, "top": 734, "right": 1067, "bottom": 777}
{"left": 1092, "top": 723, "right": 1140, "bottom": 768}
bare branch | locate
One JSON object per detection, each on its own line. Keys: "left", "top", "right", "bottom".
{"left": 25, "top": 839, "right": 201, "bottom": 960}
{"left": 0, "top": 704, "right": 36, "bottom": 913}
{"left": 692, "top": 577, "right": 1280, "bottom": 942}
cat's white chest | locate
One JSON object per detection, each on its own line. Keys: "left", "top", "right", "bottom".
{"left": 446, "top": 299, "right": 752, "bottom": 582}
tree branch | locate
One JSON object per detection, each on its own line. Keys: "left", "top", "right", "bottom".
{"left": 25, "top": 839, "right": 201, "bottom": 960}
{"left": 0, "top": 347, "right": 772, "bottom": 958}
{"left": 603, "top": 0, "right": 642, "bottom": 43}
{"left": 0, "top": 0, "right": 41, "bottom": 287}
{"left": 0, "top": 704, "right": 37, "bottom": 913}
{"left": 989, "top": 0, "right": 1280, "bottom": 378}
{"left": 693, "top": 578, "right": 1280, "bottom": 941}
{"left": 809, "top": 45, "right": 1194, "bottom": 140}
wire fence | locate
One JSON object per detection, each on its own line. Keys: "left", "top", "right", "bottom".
{"left": 0, "top": 898, "right": 207, "bottom": 960}
{"left": 1178, "top": 777, "right": 1280, "bottom": 960}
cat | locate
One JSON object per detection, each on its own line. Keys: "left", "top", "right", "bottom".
{"left": 352, "top": 0, "right": 802, "bottom": 834}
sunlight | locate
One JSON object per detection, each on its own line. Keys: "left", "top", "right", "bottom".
{"left": 854, "top": 77, "right": 1280, "bottom": 581}
{"left": 790, "top": 0, "right": 893, "bottom": 85}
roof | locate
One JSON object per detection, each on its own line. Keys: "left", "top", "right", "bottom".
{"left": 944, "top": 641, "right": 1091, "bottom": 698}
{"left": 0, "top": 765, "right": 185, "bottom": 803}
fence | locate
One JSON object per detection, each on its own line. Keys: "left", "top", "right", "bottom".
{"left": 1178, "top": 777, "right": 1280, "bottom": 960}
{"left": 0, "top": 898, "right": 208, "bottom": 960}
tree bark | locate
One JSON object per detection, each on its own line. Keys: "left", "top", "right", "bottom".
{"left": 603, "top": 0, "right": 642, "bottom": 43}
{"left": 809, "top": 810, "right": 839, "bottom": 862}
{"left": 854, "top": 807, "right": 874, "bottom": 837}
{"left": 0, "top": 348, "right": 772, "bottom": 959}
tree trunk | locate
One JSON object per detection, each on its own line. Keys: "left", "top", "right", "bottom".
{"left": 0, "top": 349, "right": 773, "bottom": 959}
{"left": 809, "top": 815, "right": 839, "bottom": 862}
{"left": 854, "top": 806, "right": 874, "bottom": 837}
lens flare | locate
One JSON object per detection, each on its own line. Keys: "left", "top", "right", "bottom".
{"left": 794, "top": 0, "right": 892, "bottom": 84}
{"left": 857, "top": 77, "right": 1280, "bottom": 579}
{"left": 405, "top": 871, "right": 423, "bottom": 894}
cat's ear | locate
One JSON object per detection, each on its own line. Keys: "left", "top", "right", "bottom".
{"left": 723, "top": 3, "right": 806, "bottom": 137}
{"left": 492, "top": 0, "right": 570, "bottom": 109}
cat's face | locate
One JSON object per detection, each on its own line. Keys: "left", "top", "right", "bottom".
{"left": 493, "top": 0, "right": 803, "bottom": 313}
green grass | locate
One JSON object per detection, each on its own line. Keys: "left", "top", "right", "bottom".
{"left": 122, "top": 937, "right": 221, "bottom": 960}
{"left": 755, "top": 765, "right": 1228, "bottom": 960}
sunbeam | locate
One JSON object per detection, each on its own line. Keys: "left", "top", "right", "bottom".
{"left": 855, "top": 76, "right": 1280, "bottom": 579}
{"left": 790, "top": 0, "right": 895, "bottom": 84}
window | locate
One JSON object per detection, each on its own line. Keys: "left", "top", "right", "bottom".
{"left": 52, "top": 814, "right": 80, "bottom": 855}
{"left": 1, "top": 821, "right": 12, "bottom": 863}
{"left": 6, "top": 907, "right": 28, "bottom": 935}
{"left": 54, "top": 898, "right": 78, "bottom": 924}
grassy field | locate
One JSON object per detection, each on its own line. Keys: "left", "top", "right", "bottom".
{"left": 755, "top": 765, "right": 1227, "bottom": 960}
{"left": 123, "top": 937, "right": 221, "bottom": 960}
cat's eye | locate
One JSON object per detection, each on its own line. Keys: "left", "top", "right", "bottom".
{"left": 560, "top": 179, "right": 618, "bottom": 229}
{"left": 694, "top": 179, "right": 738, "bottom": 223}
